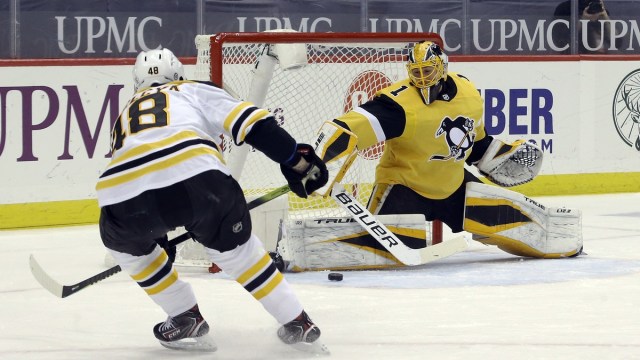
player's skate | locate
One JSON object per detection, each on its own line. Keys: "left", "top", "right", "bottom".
{"left": 277, "top": 310, "right": 330, "bottom": 355}
{"left": 153, "top": 305, "right": 217, "bottom": 352}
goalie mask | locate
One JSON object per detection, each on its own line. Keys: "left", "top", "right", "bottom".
{"left": 133, "top": 48, "right": 185, "bottom": 92}
{"left": 406, "top": 41, "right": 448, "bottom": 105}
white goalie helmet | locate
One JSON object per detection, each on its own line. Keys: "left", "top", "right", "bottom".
{"left": 133, "top": 48, "right": 185, "bottom": 91}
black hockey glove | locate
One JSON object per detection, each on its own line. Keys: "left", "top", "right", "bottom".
{"left": 280, "top": 144, "right": 328, "bottom": 199}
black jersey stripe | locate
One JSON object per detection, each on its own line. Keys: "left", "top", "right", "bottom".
{"left": 100, "top": 138, "right": 219, "bottom": 178}
{"left": 231, "top": 106, "right": 259, "bottom": 144}
{"left": 244, "top": 262, "right": 277, "bottom": 293}
{"left": 137, "top": 260, "right": 173, "bottom": 288}
{"left": 360, "top": 95, "right": 407, "bottom": 139}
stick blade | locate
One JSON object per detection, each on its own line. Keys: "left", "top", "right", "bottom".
{"left": 419, "top": 236, "right": 468, "bottom": 264}
{"left": 29, "top": 254, "right": 64, "bottom": 298}
{"left": 330, "top": 183, "right": 421, "bottom": 265}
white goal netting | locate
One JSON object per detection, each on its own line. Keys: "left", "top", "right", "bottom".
{"left": 174, "top": 31, "right": 443, "bottom": 268}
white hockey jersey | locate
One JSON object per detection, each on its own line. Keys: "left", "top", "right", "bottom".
{"left": 96, "top": 80, "right": 271, "bottom": 207}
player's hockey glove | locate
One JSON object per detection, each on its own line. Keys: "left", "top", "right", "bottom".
{"left": 280, "top": 144, "right": 329, "bottom": 199}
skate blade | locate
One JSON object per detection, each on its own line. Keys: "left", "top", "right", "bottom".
{"left": 159, "top": 333, "right": 217, "bottom": 352}
{"left": 290, "top": 340, "right": 331, "bottom": 356}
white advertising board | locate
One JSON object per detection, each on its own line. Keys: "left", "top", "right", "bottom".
{"left": 454, "top": 60, "right": 640, "bottom": 175}
{"left": 0, "top": 59, "right": 639, "bottom": 227}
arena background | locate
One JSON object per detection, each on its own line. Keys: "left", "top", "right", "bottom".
{"left": 1, "top": 0, "right": 639, "bottom": 228}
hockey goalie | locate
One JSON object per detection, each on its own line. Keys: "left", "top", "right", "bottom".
{"left": 279, "top": 41, "right": 582, "bottom": 272}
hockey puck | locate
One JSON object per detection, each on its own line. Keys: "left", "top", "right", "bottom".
{"left": 328, "top": 272, "right": 343, "bottom": 281}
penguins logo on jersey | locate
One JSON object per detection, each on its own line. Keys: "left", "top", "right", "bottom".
{"left": 430, "top": 116, "right": 475, "bottom": 161}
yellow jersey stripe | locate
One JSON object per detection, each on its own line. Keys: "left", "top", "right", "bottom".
{"left": 223, "top": 101, "right": 253, "bottom": 133}
{"left": 145, "top": 269, "right": 179, "bottom": 295}
{"left": 236, "top": 253, "right": 271, "bottom": 285}
{"left": 96, "top": 146, "right": 221, "bottom": 190}
{"left": 110, "top": 130, "right": 203, "bottom": 166}
{"left": 131, "top": 251, "right": 169, "bottom": 281}
{"left": 253, "top": 272, "right": 284, "bottom": 300}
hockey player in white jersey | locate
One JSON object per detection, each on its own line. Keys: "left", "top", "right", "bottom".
{"left": 97, "top": 48, "right": 329, "bottom": 354}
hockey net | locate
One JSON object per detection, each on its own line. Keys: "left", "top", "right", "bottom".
{"left": 177, "top": 31, "right": 443, "bottom": 269}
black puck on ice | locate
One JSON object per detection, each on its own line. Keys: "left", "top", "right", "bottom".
{"left": 328, "top": 272, "right": 343, "bottom": 281}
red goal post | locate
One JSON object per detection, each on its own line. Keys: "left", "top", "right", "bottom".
{"left": 194, "top": 31, "right": 443, "bottom": 252}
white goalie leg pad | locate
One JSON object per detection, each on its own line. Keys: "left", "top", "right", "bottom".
{"left": 464, "top": 182, "right": 582, "bottom": 258}
{"left": 476, "top": 138, "right": 543, "bottom": 187}
{"left": 312, "top": 121, "right": 359, "bottom": 196}
{"left": 281, "top": 214, "right": 428, "bottom": 271}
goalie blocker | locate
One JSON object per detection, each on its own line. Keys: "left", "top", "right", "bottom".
{"left": 312, "top": 121, "right": 359, "bottom": 196}
{"left": 464, "top": 182, "right": 582, "bottom": 258}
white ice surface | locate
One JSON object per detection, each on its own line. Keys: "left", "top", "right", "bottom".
{"left": 1, "top": 193, "right": 639, "bottom": 360}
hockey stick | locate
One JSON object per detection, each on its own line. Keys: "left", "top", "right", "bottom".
{"left": 29, "top": 184, "right": 291, "bottom": 298}
{"left": 330, "top": 183, "right": 468, "bottom": 265}
{"left": 415, "top": 235, "right": 468, "bottom": 264}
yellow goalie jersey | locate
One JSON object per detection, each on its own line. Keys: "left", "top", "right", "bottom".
{"left": 334, "top": 72, "right": 485, "bottom": 199}
{"left": 96, "top": 81, "right": 272, "bottom": 207}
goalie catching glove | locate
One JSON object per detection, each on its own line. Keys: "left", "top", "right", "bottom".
{"left": 476, "top": 139, "right": 543, "bottom": 187}
{"left": 281, "top": 143, "right": 329, "bottom": 198}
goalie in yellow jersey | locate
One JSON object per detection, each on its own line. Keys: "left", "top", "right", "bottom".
{"left": 308, "top": 40, "right": 582, "bottom": 267}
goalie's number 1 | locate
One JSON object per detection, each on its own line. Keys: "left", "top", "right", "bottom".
{"left": 390, "top": 85, "right": 409, "bottom": 97}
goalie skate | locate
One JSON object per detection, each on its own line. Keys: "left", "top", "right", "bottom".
{"left": 153, "top": 305, "right": 217, "bottom": 352}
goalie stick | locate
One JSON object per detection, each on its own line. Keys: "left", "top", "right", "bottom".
{"left": 330, "top": 183, "right": 468, "bottom": 266}
{"left": 310, "top": 124, "right": 467, "bottom": 265}
{"left": 29, "top": 184, "right": 291, "bottom": 299}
